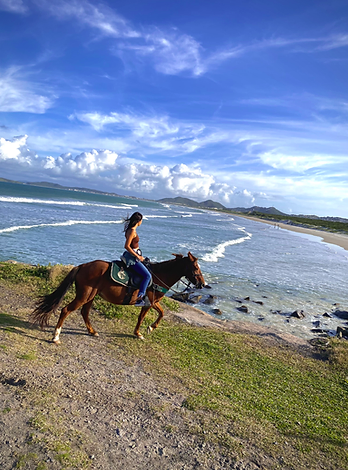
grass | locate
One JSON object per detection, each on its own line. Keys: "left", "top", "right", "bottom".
{"left": 1, "top": 261, "right": 348, "bottom": 469}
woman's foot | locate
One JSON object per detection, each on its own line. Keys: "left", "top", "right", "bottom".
{"left": 135, "top": 295, "right": 145, "bottom": 306}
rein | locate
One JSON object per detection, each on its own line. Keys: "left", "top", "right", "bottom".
{"left": 149, "top": 267, "right": 192, "bottom": 295}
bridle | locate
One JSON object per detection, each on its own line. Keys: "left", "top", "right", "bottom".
{"left": 147, "top": 257, "right": 203, "bottom": 295}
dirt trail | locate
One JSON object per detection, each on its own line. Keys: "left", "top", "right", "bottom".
{"left": 0, "top": 283, "right": 308, "bottom": 470}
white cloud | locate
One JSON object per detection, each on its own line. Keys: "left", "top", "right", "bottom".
{"left": 259, "top": 151, "right": 343, "bottom": 172}
{"left": 0, "top": 0, "right": 27, "bottom": 13}
{"left": 35, "top": 0, "right": 139, "bottom": 38}
{"left": 0, "top": 67, "right": 54, "bottom": 113}
{"left": 0, "top": 134, "right": 36, "bottom": 164}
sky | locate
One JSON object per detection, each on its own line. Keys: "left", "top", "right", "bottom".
{"left": 0, "top": 0, "right": 348, "bottom": 216}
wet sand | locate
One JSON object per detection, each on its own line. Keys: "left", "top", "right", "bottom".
{"left": 235, "top": 215, "right": 348, "bottom": 252}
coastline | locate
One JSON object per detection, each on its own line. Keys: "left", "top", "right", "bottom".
{"left": 235, "top": 214, "right": 348, "bottom": 252}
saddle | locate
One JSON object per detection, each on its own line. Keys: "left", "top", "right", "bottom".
{"left": 110, "top": 260, "right": 153, "bottom": 290}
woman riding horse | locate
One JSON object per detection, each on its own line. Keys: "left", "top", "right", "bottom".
{"left": 122, "top": 212, "right": 151, "bottom": 307}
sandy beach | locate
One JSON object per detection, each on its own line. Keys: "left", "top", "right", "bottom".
{"left": 235, "top": 215, "right": 348, "bottom": 252}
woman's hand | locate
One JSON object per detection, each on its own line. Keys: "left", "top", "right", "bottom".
{"left": 138, "top": 255, "right": 145, "bottom": 262}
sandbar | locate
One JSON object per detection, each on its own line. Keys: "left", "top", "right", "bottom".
{"left": 235, "top": 215, "right": 348, "bottom": 252}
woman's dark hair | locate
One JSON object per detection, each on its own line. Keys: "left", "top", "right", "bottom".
{"left": 123, "top": 212, "right": 143, "bottom": 232}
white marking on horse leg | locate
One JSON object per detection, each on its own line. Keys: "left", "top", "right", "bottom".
{"left": 147, "top": 325, "right": 153, "bottom": 335}
{"left": 53, "top": 327, "right": 61, "bottom": 343}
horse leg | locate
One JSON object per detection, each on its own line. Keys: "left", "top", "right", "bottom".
{"left": 81, "top": 299, "right": 98, "bottom": 337}
{"left": 134, "top": 306, "right": 151, "bottom": 340}
{"left": 147, "top": 301, "right": 164, "bottom": 335}
{"left": 53, "top": 298, "right": 85, "bottom": 344}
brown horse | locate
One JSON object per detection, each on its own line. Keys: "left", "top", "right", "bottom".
{"left": 31, "top": 252, "right": 205, "bottom": 343}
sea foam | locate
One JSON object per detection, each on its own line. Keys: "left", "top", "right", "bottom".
{"left": 0, "top": 219, "right": 123, "bottom": 233}
{"left": 202, "top": 231, "right": 252, "bottom": 262}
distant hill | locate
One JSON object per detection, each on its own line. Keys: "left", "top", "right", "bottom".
{"left": 158, "top": 198, "right": 286, "bottom": 216}
{"left": 229, "top": 206, "right": 287, "bottom": 216}
{"left": 158, "top": 197, "right": 226, "bottom": 210}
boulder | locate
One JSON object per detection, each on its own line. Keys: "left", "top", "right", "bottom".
{"left": 188, "top": 295, "right": 202, "bottom": 304}
{"left": 171, "top": 293, "right": 190, "bottom": 302}
{"left": 236, "top": 305, "right": 248, "bottom": 313}
{"left": 290, "top": 310, "right": 305, "bottom": 319}
{"left": 253, "top": 300, "right": 264, "bottom": 306}
{"left": 323, "top": 313, "right": 331, "bottom": 318}
{"left": 212, "top": 308, "right": 222, "bottom": 315}
{"left": 203, "top": 295, "right": 217, "bottom": 305}
{"left": 333, "top": 310, "right": 348, "bottom": 320}
{"left": 337, "top": 327, "right": 348, "bottom": 338}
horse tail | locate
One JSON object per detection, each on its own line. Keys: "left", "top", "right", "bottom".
{"left": 30, "top": 266, "right": 80, "bottom": 329}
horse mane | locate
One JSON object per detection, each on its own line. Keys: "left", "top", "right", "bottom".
{"left": 149, "top": 257, "right": 182, "bottom": 271}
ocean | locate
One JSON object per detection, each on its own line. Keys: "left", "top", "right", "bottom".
{"left": 1, "top": 181, "right": 348, "bottom": 339}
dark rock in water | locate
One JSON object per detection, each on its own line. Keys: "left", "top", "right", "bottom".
{"left": 171, "top": 293, "right": 190, "bottom": 302}
{"left": 333, "top": 310, "right": 348, "bottom": 320}
{"left": 188, "top": 295, "right": 202, "bottom": 304}
{"left": 236, "top": 305, "right": 248, "bottom": 313}
{"left": 333, "top": 303, "right": 340, "bottom": 306}
{"left": 244, "top": 296, "right": 250, "bottom": 301}
{"left": 290, "top": 310, "right": 305, "bottom": 319}
{"left": 312, "top": 320, "right": 321, "bottom": 328}
{"left": 204, "top": 284, "right": 212, "bottom": 289}
{"left": 337, "top": 326, "right": 348, "bottom": 338}
{"left": 253, "top": 300, "right": 264, "bottom": 306}
{"left": 311, "top": 328, "right": 325, "bottom": 334}
{"left": 212, "top": 308, "right": 222, "bottom": 315}
{"left": 258, "top": 317, "right": 265, "bottom": 321}
{"left": 270, "top": 309, "right": 282, "bottom": 315}
{"left": 262, "top": 295, "right": 268, "bottom": 299}
{"left": 232, "top": 297, "right": 243, "bottom": 304}
{"left": 323, "top": 313, "right": 331, "bottom": 318}
{"left": 203, "top": 295, "right": 217, "bottom": 305}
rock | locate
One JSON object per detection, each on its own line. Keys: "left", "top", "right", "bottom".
{"left": 271, "top": 310, "right": 282, "bottom": 315}
{"left": 336, "top": 326, "right": 348, "bottom": 338}
{"left": 312, "top": 320, "right": 321, "bottom": 328}
{"left": 203, "top": 295, "right": 217, "bottom": 305}
{"left": 171, "top": 293, "right": 190, "bottom": 302}
{"left": 323, "top": 313, "right": 331, "bottom": 318}
{"left": 244, "top": 296, "right": 250, "bottom": 301}
{"left": 333, "top": 310, "right": 348, "bottom": 320}
{"left": 311, "top": 328, "right": 325, "bottom": 334}
{"left": 290, "top": 310, "right": 305, "bottom": 319}
{"left": 204, "top": 284, "right": 212, "bottom": 289}
{"left": 236, "top": 305, "right": 248, "bottom": 313}
{"left": 253, "top": 300, "right": 264, "bottom": 306}
{"left": 212, "top": 309, "right": 222, "bottom": 315}
{"left": 232, "top": 297, "right": 243, "bottom": 304}
{"left": 188, "top": 295, "right": 202, "bottom": 304}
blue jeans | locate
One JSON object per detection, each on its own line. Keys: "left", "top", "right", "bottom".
{"left": 131, "top": 261, "right": 151, "bottom": 297}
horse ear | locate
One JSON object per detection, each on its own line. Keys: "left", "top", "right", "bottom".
{"left": 188, "top": 252, "right": 197, "bottom": 261}
{"left": 172, "top": 253, "right": 184, "bottom": 259}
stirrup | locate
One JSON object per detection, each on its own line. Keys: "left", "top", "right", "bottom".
{"left": 135, "top": 296, "right": 145, "bottom": 307}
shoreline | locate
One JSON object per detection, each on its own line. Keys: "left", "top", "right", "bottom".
{"left": 235, "top": 214, "right": 348, "bottom": 252}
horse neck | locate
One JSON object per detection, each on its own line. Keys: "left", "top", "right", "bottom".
{"left": 151, "top": 258, "right": 187, "bottom": 288}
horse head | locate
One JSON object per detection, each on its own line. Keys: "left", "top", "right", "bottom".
{"left": 173, "top": 252, "right": 205, "bottom": 289}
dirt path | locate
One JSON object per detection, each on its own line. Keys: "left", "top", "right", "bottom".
{"left": 0, "top": 283, "right": 309, "bottom": 470}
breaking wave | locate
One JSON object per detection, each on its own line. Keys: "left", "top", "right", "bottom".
{"left": 0, "top": 219, "right": 123, "bottom": 234}
{"left": 0, "top": 196, "right": 136, "bottom": 210}
{"left": 202, "top": 231, "right": 252, "bottom": 262}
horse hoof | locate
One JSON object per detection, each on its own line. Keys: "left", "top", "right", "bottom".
{"left": 147, "top": 326, "right": 153, "bottom": 335}
{"left": 91, "top": 332, "right": 99, "bottom": 337}
{"left": 134, "top": 333, "right": 144, "bottom": 340}
{"left": 52, "top": 338, "right": 61, "bottom": 345}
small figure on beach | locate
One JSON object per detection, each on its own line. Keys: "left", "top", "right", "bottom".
{"left": 122, "top": 212, "right": 151, "bottom": 306}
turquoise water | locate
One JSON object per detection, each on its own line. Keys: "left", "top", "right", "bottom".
{"left": 1, "top": 181, "right": 348, "bottom": 339}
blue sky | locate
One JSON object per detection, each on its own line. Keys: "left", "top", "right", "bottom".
{"left": 0, "top": 0, "right": 348, "bottom": 216}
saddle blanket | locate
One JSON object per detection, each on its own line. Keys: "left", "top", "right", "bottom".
{"left": 110, "top": 260, "right": 131, "bottom": 287}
